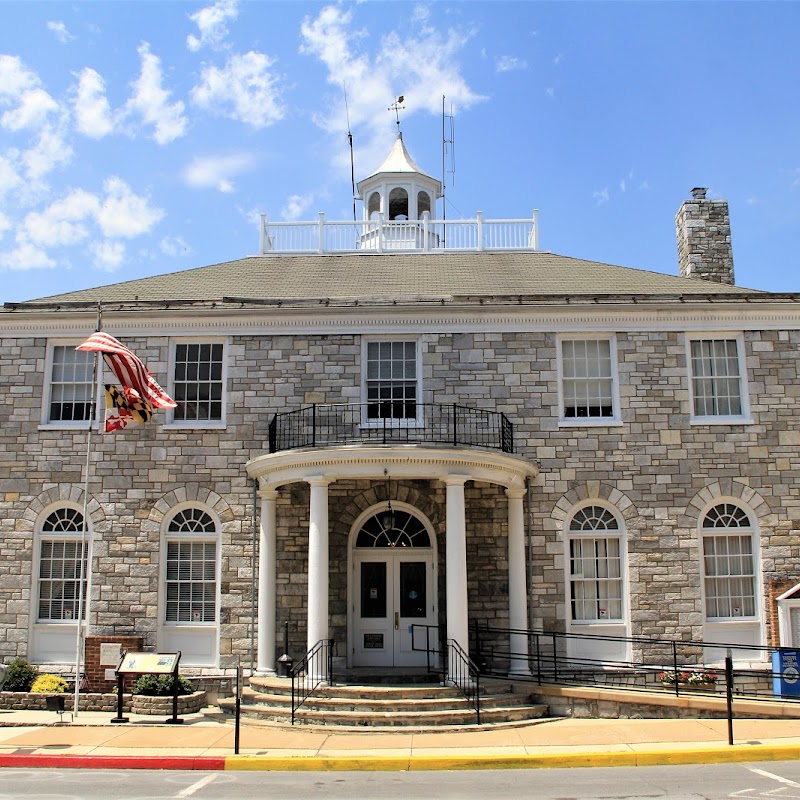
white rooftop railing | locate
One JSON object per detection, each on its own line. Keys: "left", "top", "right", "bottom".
{"left": 258, "top": 211, "right": 539, "bottom": 255}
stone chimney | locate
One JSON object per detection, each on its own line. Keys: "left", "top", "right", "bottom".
{"left": 675, "top": 187, "right": 735, "bottom": 285}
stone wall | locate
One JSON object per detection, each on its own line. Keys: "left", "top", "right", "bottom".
{"left": 676, "top": 188, "right": 735, "bottom": 285}
{"left": 2, "top": 327, "right": 800, "bottom": 668}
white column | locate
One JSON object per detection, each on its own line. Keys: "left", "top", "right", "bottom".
{"left": 507, "top": 487, "right": 531, "bottom": 676}
{"left": 443, "top": 476, "right": 469, "bottom": 678}
{"left": 306, "top": 477, "right": 331, "bottom": 655}
{"left": 256, "top": 488, "right": 277, "bottom": 675}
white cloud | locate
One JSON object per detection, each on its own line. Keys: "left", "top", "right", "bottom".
{"left": 22, "top": 123, "right": 73, "bottom": 180}
{"left": 553, "top": 52, "right": 565, "bottom": 66}
{"left": 0, "top": 55, "right": 40, "bottom": 101}
{"left": 281, "top": 193, "right": 314, "bottom": 221}
{"left": 496, "top": 56, "right": 527, "bottom": 74}
{"left": 47, "top": 21, "right": 75, "bottom": 44}
{"left": 187, "top": 0, "right": 239, "bottom": 51}
{"left": 1, "top": 88, "right": 59, "bottom": 131}
{"left": 90, "top": 239, "right": 125, "bottom": 270}
{"left": 22, "top": 188, "right": 100, "bottom": 248}
{"left": 593, "top": 187, "right": 610, "bottom": 205}
{"left": 545, "top": 87, "right": 555, "bottom": 98}
{"left": 183, "top": 153, "right": 253, "bottom": 193}
{"left": 300, "top": 4, "right": 485, "bottom": 176}
{"left": 191, "top": 51, "right": 284, "bottom": 128}
{"left": 123, "top": 42, "right": 187, "bottom": 145}
{"left": 73, "top": 68, "right": 115, "bottom": 138}
{"left": 0, "top": 154, "right": 22, "bottom": 200}
{"left": 0, "top": 238, "right": 56, "bottom": 270}
{"left": 160, "top": 235, "right": 192, "bottom": 257}
{"left": 0, "top": 212, "right": 11, "bottom": 239}
{"left": 96, "top": 176, "right": 164, "bottom": 238}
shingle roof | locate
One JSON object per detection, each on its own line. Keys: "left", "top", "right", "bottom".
{"left": 12, "top": 250, "right": 764, "bottom": 307}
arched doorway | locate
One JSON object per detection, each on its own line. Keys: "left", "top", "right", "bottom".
{"left": 349, "top": 503, "right": 437, "bottom": 667}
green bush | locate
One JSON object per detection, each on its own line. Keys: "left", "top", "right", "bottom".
{"left": 4, "top": 658, "right": 39, "bottom": 692}
{"left": 131, "top": 674, "right": 194, "bottom": 696}
{"left": 30, "top": 674, "right": 69, "bottom": 694}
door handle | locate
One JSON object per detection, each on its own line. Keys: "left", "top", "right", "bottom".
{"left": 394, "top": 612, "right": 399, "bottom": 630}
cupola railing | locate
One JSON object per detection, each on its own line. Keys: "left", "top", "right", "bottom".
{"left": 259, "top": 211, "right": 539, "bottom": 255}
{"left": 268, "top": 402, "right": 514, "bottom": 454}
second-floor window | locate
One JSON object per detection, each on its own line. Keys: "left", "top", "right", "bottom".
{"left": 559, "top": 337, "right": 618, "bottom": 422}
{"left": 46, "top": 344, "right": 94, "bottom": 424}
{"left": 364, "top": 339, "right": 418, "bottom": 421}
{"left": 688, "top": 336, "right": 747, "bottom": 420}
{"left": 172, "top": 342, "right": 224, "bottom": 423}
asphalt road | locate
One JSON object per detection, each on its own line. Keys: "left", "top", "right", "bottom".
{"left": 3, "top": 762, "right": 800, "bottom": 800}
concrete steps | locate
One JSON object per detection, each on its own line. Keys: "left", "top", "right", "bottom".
{"left": 218, "top": 676, "right": 549, "bottom": 729}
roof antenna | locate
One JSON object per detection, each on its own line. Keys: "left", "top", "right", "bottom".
{"left": 442, "top": 96, "right": 455, "bottom": 243}
{"left": 343, "top": 84, "right": 357, "bottom": 224}
{"left": 388, "top": 95, "right": 405, "bottom": 137}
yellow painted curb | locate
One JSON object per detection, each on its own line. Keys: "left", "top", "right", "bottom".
{"left": 223, "top": 745, "right": 800, "bottom": 771}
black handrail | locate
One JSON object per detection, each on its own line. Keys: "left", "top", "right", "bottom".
{"left": 290, "top": 638, "right": 334, "bottom": 725}
{"left": 268, "top": 402, "right": 514, "bottom": 454}
{"left": 447, "top": 639, "right": 481, "bottom": 725}
{"left": 469, "top": 622, "right": 799, "bottom": 705}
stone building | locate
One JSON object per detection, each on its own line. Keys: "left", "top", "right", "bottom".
{"left": 2, "top": 134, "right": 800, "bottom": 684}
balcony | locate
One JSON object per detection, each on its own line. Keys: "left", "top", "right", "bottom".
{"left": 268, "top": 403, "right": 514, "bottom": 454}
{"left": 259, "top": 211, "right": 539, "bottom": 255}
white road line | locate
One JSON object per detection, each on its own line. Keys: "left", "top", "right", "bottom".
{"left": 745, "top": 767, "right": 800, "bottom": 789}
{"left": 175, "top": 773, "right": 219, "bottom": 798}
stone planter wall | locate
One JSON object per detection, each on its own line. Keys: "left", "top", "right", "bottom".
{"left": 131, "top": 690, "right": 207, "bottom": 715}
{"left": 0, "top": 692, "right": 127, "bottom": 712}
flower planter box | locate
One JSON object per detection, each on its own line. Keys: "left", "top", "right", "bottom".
{"left": 661, "top": 682, "right": 717, "bottom": 691}
{"left": 130, "top": 691, "right": 207, "bottom": 716}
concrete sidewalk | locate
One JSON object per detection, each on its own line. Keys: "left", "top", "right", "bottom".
{"left": 2, "top": 707, "right": 800, "bottom": 771}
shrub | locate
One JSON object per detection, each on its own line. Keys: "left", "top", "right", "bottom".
{"left": 3, "top": 658, "right": 39, "bottom": 692}
{"left": 131, "top": 674, "right": 194, "bottom": 696}
{"left": 30, "top": 674, "right": 69, "bottom": 694}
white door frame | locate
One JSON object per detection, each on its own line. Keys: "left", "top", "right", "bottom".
{"left": 347, "top": 502, "right": 438, "bottom": 668}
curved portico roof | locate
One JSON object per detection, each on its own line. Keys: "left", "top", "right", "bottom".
{"left": 246, "top": 444, "right": 538, "bottom": 493}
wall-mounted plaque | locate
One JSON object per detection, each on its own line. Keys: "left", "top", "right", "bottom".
{"left": 363, "top": 633, "right": 384, "bottom": 649}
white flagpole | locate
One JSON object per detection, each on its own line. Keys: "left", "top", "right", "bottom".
{"left": 74, "top": 305, "right": 102, "bottom": 718}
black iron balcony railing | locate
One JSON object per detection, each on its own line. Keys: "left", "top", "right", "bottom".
{"left": 268, "top": 402, "right": 514, "bottom": 454}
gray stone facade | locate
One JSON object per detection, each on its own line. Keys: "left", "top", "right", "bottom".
{"left": 2, "top": 324, "right": 800, "bottom": 673}
{"left": 676, "top": 187, "right": 735, "bottom": 285}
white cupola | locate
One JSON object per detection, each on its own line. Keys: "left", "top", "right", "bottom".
{"left": 357, "top": 133, "right": 442, "bottom": 223}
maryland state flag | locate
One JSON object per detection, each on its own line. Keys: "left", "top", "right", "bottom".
{"left": 77, "top": 332, "right": 176, "bottom": 433}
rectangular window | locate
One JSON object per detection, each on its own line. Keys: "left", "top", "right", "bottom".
{"left": 164, "top": 541, "right": 217, "bottom": 623}
{"left": 365, "top": 340, "right": 418, "bottom": 420}
{"left": 569, "top": 537, "right": 622, "bottom": 621}
{"left": 703, "top": 534, "right": 756, "bottom": 618}
{"left": 47, "top": 345, "right": 94, "bottom": 423}
{"left": 38, "top": 540, "right": 87, "bottom": 621}
{"left": 560, "top": 338, "right": 616, "bottom": 421}
{"left": 689, "top": 337, "right": 745, "bottom": 419}
{"left": 172, "top": 342, "right": 224, "bottom": 422}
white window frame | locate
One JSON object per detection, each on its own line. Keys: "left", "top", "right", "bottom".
{"left": 361, "top": 336, "right": 422, "bottom": 427}
{"left": 686, "top": 333, "right": 751, "bottom": 424}
{"left": 565, "top": 504, "right": 627, "bottom": 626}
{"left": 166, "top": 338, "right": 227, "bottom": 428}
{"left": 40, "top": 340, "right": 100, "bottom": 429}
{"left": 161, "top": 506, "right": 221, "bottom": 627}
{"left": 34, "top": 506, "right": 89, "bottom": 624}
{"left": 700, "top": 502, "right": 758, "bottom": 622}
{"left": 557, "top": 334, "right": 621, "bottom": 426}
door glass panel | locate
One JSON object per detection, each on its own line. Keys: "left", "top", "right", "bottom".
{"left": 360, "top": 562, "right": 387, "bottom": 618}
{"left": 399, "top": 561, "right": 426, "bottom": 618}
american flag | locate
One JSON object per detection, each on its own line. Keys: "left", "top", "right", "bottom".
{"left": 76, "top": 333, "right": 176, "bottom": 431}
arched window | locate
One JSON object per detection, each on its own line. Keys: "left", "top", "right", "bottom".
{"left": 356, "top": 509, "right": 431, "bottom": 548}
{"left": 368, "top": 191, "right": 381, "bottom": 220}
{"left": 567, "top": 505, "right": 623, "bottom": 622}
{"left": 164, "top": 508, "right": 218, "bottom": 623}
{"left": 388, "top": 187, "right": 409, "bottom": 220}
{"left": 417, "top": 191, "right": 431, "bottom": 216}
{"left": 37, "top": 507, "right": 87, "bottom": 622}
{"left": 702, "top": 503, "right": 755, "bottom": 619}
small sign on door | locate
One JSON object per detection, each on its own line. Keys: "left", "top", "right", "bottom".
{"left": 364, "top": 633, "right": 384, "bottom": 649}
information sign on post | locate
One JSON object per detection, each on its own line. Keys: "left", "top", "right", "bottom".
{"left": 773, "top": 649, "right": 800, "bottom": 697}
{"left": 111, "top": 651, "right": 183, "bottom": 724}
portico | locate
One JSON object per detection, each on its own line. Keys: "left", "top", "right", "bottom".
{"left": 246, "top": 445, "right": 538, "bottom": 679}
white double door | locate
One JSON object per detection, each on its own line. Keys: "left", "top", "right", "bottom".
{"left": 352, "top": 551, "right": 436, "bottom": 667}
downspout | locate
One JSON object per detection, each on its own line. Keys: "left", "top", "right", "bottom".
{"left": 251, "top": 478, "right": 257, "bottom": 674}
{"left": 526, "top": 476, "right": 534, "bottom": 633}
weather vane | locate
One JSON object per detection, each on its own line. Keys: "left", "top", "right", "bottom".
{"left": 388, "top": 95, "right": 405, "bottom": 134}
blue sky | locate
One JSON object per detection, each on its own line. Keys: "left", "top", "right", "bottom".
{"left": 1, "top": 1, "right": 798, "bottom": 302}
